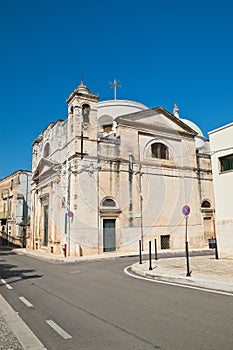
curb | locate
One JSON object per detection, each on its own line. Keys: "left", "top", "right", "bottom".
{"left": 14, "top": 248, "right": 140, "bottom": 263}
{"left": 0, "top": 294, "right": 47, "bottom": 350}
{"left": 13, "top": 247, "right": 213, "bottom": 263}
{"left": 131, "top": 264, "right": 233, "bottom": 294}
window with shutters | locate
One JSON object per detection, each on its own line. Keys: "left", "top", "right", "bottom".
{"left": 219, "top": 154, "right": 233, "bottom": 172}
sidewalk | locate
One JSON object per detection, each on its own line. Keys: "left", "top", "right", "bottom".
{"left": 14, "top": 247, "right": 140, "bottom": 263}
{"left": 131, "top": 255, "right": 233, "bottom": 293}
{"left": 0, "top": 294, "right": 46, "bottom": 350}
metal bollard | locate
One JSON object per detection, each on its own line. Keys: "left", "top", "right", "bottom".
{"left": 215, "top": 238, "right": 219, "bottom": 260}
{"left": 149, "top": 241, "right": 152, "bottom": 270}
{"left": 185, "top": 241, "right": 191, "bottom": 277}
{"left": 63, "top": 243, "right": 67, "bottom": 257}
{"left": 139, "top": 240, "right": 142, "bottom": 264}
{"left": 154, "top": 239, "right": 158, "bottom": 260}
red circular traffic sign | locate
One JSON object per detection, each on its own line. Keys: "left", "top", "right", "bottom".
{"left": 182, "top": 205, "right": 191, "bottom": 216}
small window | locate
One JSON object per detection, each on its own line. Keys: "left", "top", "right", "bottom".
{"left": 151, "top": 143, "right": 169, "bottom": 160}
{"left": 98, "top": 115, "right": 114, "bottom": 134}
{"left": 103, "top": 124, "right": 113, "bottom": 133}
{"left": 161, "top": 235, "right": 170, "bottom": 249}
{"left": 219, "top": 154, "right": 233, "bottom": 172}
{"left": 201, "top": 200, "right": 211, "bottom": 208}
{"left": 102, "top": 198, "right": 116, "bottom": 207}
{"left": 9, "top": 201, "right": 12, "bottom": 215}
{"left": 43, "top": 143, "right": 51, "bottom": 158}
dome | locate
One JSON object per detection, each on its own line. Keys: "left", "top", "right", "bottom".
{"left": 181, "top": 118, "right": 204, "bottom": 137}
{"left": 97, "top": 100, "right": 148, "bottom": 120}
{"left": 76, "top": 81, "right": 90, "bottom": 94}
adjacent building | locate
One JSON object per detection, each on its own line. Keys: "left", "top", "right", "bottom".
{"left": 209, "top": 123, "right": 233, "bottom": 258}
{"left": 0, "top": 170, "right": 31, "bottom": 247}
{"left": 28, "top": 82, "right": 215, "bottom": 256}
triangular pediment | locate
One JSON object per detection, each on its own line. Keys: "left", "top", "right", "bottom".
{"left": 115, "top": 107, "right": 197, "bottom": 137}
{"left": 33, "top": 158, "right": 61, "bottom": 181}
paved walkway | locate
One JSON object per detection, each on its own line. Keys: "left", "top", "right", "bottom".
{"left": 131, "top": 255, "right": 233, "bottom": 293}
{"left": 0, "top": 294, "right": 46, "bottom": 350}
{"left": 14, "top": 247, "right": 140, "bottom": 263}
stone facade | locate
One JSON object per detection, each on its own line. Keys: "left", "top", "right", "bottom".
{"left": 209, "top": 123, "right": 233, "bottom": 258}
{"left": 0, "top": 170, "right": 31, "bottom": 247}
{"left": 28, "top": 82, "right": 215, "bottom": 256}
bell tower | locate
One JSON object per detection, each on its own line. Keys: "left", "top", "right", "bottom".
{"left": 66, "top": 81, "right": 99, "bottom": 141}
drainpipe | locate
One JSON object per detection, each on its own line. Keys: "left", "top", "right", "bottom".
{"left": 137, "top": 132, "right": 144, "bottom": 251}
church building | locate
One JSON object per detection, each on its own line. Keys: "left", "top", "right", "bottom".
{"left": 28, "top": 81, "right": 215, "bottom": 256}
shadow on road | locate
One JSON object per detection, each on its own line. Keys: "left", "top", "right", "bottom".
{"left": 0, "top": 246, "right": 42, "bottom": 286}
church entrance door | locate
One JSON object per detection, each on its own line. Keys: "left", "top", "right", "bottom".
{"left": 44, "top": 205, "right": 49, "bottom": 246}
{"left": 103, "top": 219, "right": 116, "bottom": 252}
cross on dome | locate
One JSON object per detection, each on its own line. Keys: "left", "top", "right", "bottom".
{"left": 109, "top": 79, "right": 121, "bottom": 100}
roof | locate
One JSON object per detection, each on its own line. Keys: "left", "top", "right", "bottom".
{"left": 208, "top": 122, "right": 233, "bottom": 135}
{"left": 0, "top": 170, "right": 32, "bottom": 183}
{"left": 115, "top": 107, "right": 197, "bottom": 136}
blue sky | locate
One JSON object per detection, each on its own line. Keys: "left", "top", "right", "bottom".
{"left": 1, "top": 0, "right": 233, "bottom": 178}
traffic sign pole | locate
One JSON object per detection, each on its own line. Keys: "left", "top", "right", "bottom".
{"left": 185, "top": 216, "right": 191, "bottom": 277}
{"left": 182, "top": 205, "right": 191, "bottom": 277}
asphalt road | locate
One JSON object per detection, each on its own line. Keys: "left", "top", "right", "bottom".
{"left": 0, "top": 248, "right": 233, "bottom": 350}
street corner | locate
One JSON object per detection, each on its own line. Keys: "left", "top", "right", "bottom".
{"left": 129, "top": 257, "right": 233, "bottom": 294}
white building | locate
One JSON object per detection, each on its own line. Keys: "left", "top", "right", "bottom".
{"left": 28, "top": 82, "right": 215, "bottom": 256}
{"left": 209, "top": 123, "right": 233, "bottom": 258}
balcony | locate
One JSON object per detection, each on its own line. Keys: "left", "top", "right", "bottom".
{"left": 0, "top": 212, "right": 12, "bottom": 220}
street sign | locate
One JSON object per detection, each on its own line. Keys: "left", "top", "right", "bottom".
{"left": 182, "top": 205, "right": 190, "bottom": 216}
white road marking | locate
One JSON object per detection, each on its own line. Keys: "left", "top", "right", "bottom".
{"left": 124, "top": 266, "right": 233, "bottom": 297}
{"left": 5, "top": 284, "right": 13, "bottom": 290}
{"left": 1, "top": 278, "right": 13, "bottom": 290}
{"left": 19, "top": 296, "right": 34, "bottom": 308}
{"left": 46, "top": 320, "right": 72, "bottom": 339}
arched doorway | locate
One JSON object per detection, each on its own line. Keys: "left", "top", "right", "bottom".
{"left": 100, "top": 197, "right": 121, "bottom": 252}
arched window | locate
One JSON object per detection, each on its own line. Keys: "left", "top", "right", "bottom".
{"left": 82, "top": 104, "right": 90, "bottom": 124}
{"left": 102, "top": 198, "right": 116, "bottom": 207}
{"left": 201, "top": 200, "right": 211, "bottom": 208}
{"left": 43, "top": 143, "right": 51, "bottom": 158}
{"left": 98, "top": 115, "right": 113, "bottom": 133}
{"left": 151, "top": 143, "right": 169, "bottom": 160}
